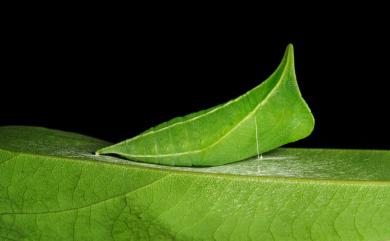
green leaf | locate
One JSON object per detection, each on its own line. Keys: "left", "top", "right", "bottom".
{"left": 1, "top": 126, "right": 390, "bottom": 241}
{"left": 97, "top": 44, "right": 315, "bottom": 166}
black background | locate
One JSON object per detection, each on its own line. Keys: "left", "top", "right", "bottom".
{"left": 1, "top": 7, "right": 389, "bottom": 150}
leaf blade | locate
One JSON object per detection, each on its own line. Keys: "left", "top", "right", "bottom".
{"left": 1, "top": 126, "right": 390, "bottom": 241}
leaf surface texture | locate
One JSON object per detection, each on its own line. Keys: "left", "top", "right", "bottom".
{"left": 1, "top": 126, "right": 390, "bottom": 241}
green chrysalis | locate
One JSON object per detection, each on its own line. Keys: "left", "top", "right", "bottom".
{"left": 97, "top": 44, "right": 314, "bottom": 166}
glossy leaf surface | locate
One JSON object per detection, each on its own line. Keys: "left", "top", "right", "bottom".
{"left": 1, "top": 126, "right": 389, "bottom": 241}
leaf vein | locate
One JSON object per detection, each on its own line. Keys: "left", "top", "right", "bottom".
{"left": 0, "top": 174, "right": 171, "bottom": 216}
